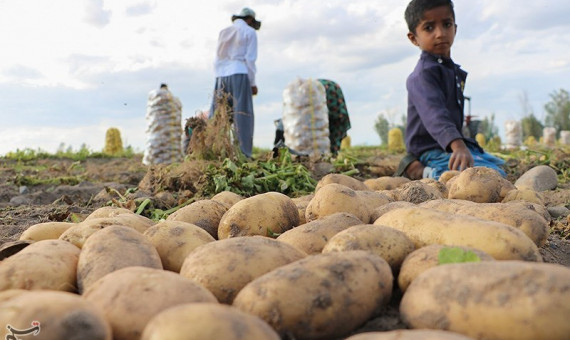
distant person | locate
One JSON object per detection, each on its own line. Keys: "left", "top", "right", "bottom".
{"left": 318, "top": 79, "right": 351, "bottom": 154}
{"left": 209, "top": 7, "right": 261, "bottom": 159}
{"left": 395, "top": 0, "right": 505, "bottom": 179}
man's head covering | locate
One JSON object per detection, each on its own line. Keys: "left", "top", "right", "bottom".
{"left": 232, "top": 7, "right": 261, "bottom": 30}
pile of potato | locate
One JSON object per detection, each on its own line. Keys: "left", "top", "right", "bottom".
{"left": 1, "top": 166, "right": 569, "bottom": 340}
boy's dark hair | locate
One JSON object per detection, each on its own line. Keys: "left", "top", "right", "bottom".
{"left": 405, "top": 0, "right": 455, "bottom": 33}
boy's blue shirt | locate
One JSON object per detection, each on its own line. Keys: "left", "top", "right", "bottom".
{"left": 405, "top": 50, "right": 480, "bottom": 157}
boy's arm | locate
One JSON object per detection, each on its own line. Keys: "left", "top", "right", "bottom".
{"left": 449, "top": 139, "right": 474, "bottom": 171}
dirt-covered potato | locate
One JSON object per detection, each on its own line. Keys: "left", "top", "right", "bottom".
{"left": 323, "top": 224, "right": 415, "bottom": 272}
{"left": 143, "top": 220, "right": 215, "bottom": 272}
{"left": 419, "top": 178, "right": 449, "bottom": 198}
{"left": 211, "top": 190, "right": 243, "bottom": 208}
{"left": 345, "top": 329, "right": 475, "bottom": 340}
{"left": 180, "top": 236, "right": 306, "bottom": 304}
{"left": 83, "top": 266, "right": 217, "bottom": 340}
{"left": 277, "top": 212, "right": 363, "bottom": 254}
{"left": 0, "top": 240, "right": 79, "bottom": 292}
{"left": 77, "top": 225, "right": 162, "bottom": 293}
{"left": 305, "top": 183, "right": 372, "bottom": 223}
{"left": 374, "top": 206, "right": 542, "bottom": 261}
{"left": 391, "top": 181, "right": 443, "bottom": 204}
{"left": 397, "top": 244, "right": 494, "bottom": 292}
{"left": 400, "top": 261, "right": 570, "bottom": 340}
{"left": 141, "top": 303, "right": 280, "bottom": 340}
{"left": 370, "top": 201, "right": 415, "bottom": 221}
{"left": 85, "top": 206, "right": 133, "bottom": 220}
{"left": 315, "top": 173, "right": 369, "bottom": 192}
{"left": 502, "top": 188, "right": 545, "bottom": 205}
{"left": 0, "top": 290, "right": 111, "bottom": 340}
{"left": 233, "top": 250, "right": 393, "bottom": 340}
{"left": 363, "top": 176, "right": 410, "bottom": 191}
{"left": 420, "top": 199, "right": 549, "bottom": 246}
{"left": 217, "top": 192, "right": 299, "bottom": 238}
{"left": 448, "top": 167, "right": 515, "bottom": 203}
{"left": 166, "top": 199, "right": 228, "bottom": 239}
{"left": 19, "top": 221, "right": 74, "bottom": 241}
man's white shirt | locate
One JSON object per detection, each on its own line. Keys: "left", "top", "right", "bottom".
{"left": 214, "top": 19, "right": 258, "bottom": 87}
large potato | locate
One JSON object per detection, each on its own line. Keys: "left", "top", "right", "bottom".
{"left": 374, "top": 206, "right": 542, "bottom": 261}
{"left": 83, "top": 266, "right": 217, "bottom": 340}
{"left": 141, "top": 303, "right": 280, "bottom": 340}
{"left": 0, "top": 240, "right": 79, "bottom": 292}
{"left": 277, "top": 212, "right": 363, "bottom": 254}
{"left": 217, "top": 192, "right": 299, "bottom": 238}
{"left": 0, "top": 290, "right": 111, "bottom": 340}
{"left": 400, "top": 261, "right": 570, "bottom": 340}
{"left": 143, "top": 220, "right": 215, "bottom": 272}
{"left": 77, "top": 225, "right": 162, "bottom": 293}
{"left": 448, "top": 167, "right": 515, "bottom": 203}
{"left": 391, "top": 181, "right": 443, "bottom": 204}
{"left": 323, "top": 224, "right": 415, "bottom": 272}
{"left": 363, "top": 176, "right": 410, "bottom": 191}
{"left": 166, "top": 199, "right": 228, "bottom": 239}
{"left": 19, "top": 221, "right": 74, "bottom": 241}
{"left": 398, "top": 244, "right": 494, "bottom": 292}
{"left": 315, "top": 173, "right": 369, "bottom": 192}
{"left": 211, "top": 190, "right": 243, "bottom": 208}
{"left": 233, "top": 250, "right": 393, "bottom": 340}
{"left": 345, "top": 329, "right": 475, "bottom": 340}
{"left": 305, "top": 183, "right": 371, "bottom": 223}
{"left": 180, "top": 236, "right": 306, "bottom": 304}
{"left": 420, "top": 199, "right": 549, "bottom": 246}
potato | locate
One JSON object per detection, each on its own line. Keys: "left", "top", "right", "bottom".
{"left": 374, "top": 206, "right": 542, "bottom": 261}
{"left": 315, "top": 173, "right": 369, "bottom": 192}
{"left": 363, "top": 176, "right": 410, "bottom": 191}
{"left": 0, "top": 240, "right": 79, "bottom": 292}
{"left": 420, "top": 199, "right": 549, "bottom": 246}
{"left": 277, "top": 212, "right": 363, "bottom": 254}
{"left": 420, "top": 178, "right": 449, "bottom": 198}
{"left": 83, "top": 266, "right": 217, "bottom": 340}
{"left": 211, "top": 190, "right": 243, "bottom": 208}
{"left": 77, "top": 225, "right": 162, "bottom": 293}
{"left": 141, "top": 303, "right": 280, "bottom": 340}
{"left": 305, "top": 183, "right": 371, "bottom": 223}
{"left": 448, "top": 167, "right": 515, "bottom": 203}
{"left": 19, "top": 221, "right": 74, "bottom": 241}
{"left": 59, "top": 221, "right": 119, "bottom": 249}
{"left": 397, "top": 244, "right": 494, "bottom": 292}
{"left": 370, "top": 201, "right": 415, "bottom": 221}
{"left": 355, "top": 190, "right": 393, "bottom": 214}
{"left": 345, "top": 329, "right": 475, "bottom": 340}
{"left": 392, "top": 181, "right": 443, "bottom": 204}
{"left": 0, "top": 290, "right": 111, "bottom": 340}
{"left": 323, "top": 224, "right": 415, "bottom": 272}
{"left": 166, "top": 199, "right": 228, "bottom": 239}
{"left": 180, "top": 236, "right": 306, "bottom": 304}
{"left": 85, "top": 206, "right": 133, "bottom": 220}
{"left": 217, "top": 192, "right": 299, "bottom": 238}
{"left": 400, "top": 261, "right": 570, "bottom": 340}
{"left": 292, "top": 194, "right": 314, "bottom": 225}
{"left": 502, "top": 188, "right": 545, "bottom": 205}
{"left": 233, "top": 250, "right": 393, "bottom": 340}
{"left": 143, "top": 220, "right": 215, "bottom": 272}
{"left": 438, "top": 170, "right": 460, "bottom": 184}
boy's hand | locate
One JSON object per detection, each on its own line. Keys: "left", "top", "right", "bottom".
{"left": 449, "top": 139, "right": 473, "bottom": 171}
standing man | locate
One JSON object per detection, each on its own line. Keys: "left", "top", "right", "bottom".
{"left": 210, "top": 7, "right": 261, "bottom": 159}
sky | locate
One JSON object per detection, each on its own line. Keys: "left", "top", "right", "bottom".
{"left": 0, "top": 0, "right": 568, "bottom": 156}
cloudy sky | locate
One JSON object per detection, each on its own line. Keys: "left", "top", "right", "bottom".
{"left": 0, "top": 0, "right": 568, "bottom": 156}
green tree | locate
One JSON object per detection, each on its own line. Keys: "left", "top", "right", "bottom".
{"left": 544, "top": 89, "right": 570, "bottom": 136}
{"left": 374, "top": 115, "right": 390, "bottom": 145}
{"left": 521, "top": 113, "right": 544, "bottom": 140}
{"left": 479, "top": 113, "right": 499, "bottom": 140}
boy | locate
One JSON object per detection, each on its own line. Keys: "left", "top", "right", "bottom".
{"left": 396, "top": 0, "right": 505, "bottom": 180}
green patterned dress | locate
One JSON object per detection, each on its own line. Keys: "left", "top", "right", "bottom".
{"left": 318, "top": 79, "right": 352, "bottom": 154}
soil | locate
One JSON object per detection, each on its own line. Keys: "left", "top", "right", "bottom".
{"left": 0, "top": 153, "right": 569, "bottom": 336}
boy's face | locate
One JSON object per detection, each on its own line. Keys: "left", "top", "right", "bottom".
{"left": 408, "top": 5, "right": 456, "bottom": 58}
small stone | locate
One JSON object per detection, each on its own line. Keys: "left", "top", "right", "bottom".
{"left": 547, "top": 206, "right": 570, "bottom": 219}
{"left": 19, "top": 186, "right": 29, "bottom": 194}
{"left": 514, "top": 165, "right": 558, "bottom": 191}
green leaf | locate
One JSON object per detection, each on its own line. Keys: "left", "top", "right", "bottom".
{"left": 438, "top": 247, "right": 481, "bottom": 265}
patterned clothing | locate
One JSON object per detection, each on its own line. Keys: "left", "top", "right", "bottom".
{"left": 318, "top": 79, "right": 351, "bottom": 154}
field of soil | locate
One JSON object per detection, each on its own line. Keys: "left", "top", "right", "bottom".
{"left": 0, "top": 151, "right": 569, "bottom": 336}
